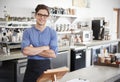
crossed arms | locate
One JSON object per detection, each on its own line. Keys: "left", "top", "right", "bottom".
{"left": 22, "top": 45, "right": 56, "bottom": 58}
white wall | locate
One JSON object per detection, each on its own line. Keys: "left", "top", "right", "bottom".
{"left": 0, "top": 0, "right": 72, "bottom": 17}
{"left": 0, "top": 0, "right": 120, "bottom": 17}
{"left": 90, "top": 0, "right": 120, "bottom": 39}
{"left": 0, "top": 0, "right": 120, "bottom": 39}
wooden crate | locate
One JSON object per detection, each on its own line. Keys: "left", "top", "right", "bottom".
{"left": 94, "top": 62, "right": 119, "bottom": 68}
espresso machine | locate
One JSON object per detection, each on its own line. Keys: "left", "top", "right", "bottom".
{"left": 92, "top": 19, "right": 105, "bottom": 40}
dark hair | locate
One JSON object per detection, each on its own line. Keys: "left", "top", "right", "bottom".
{"left": 35, "top": 4, "right": 49, "bottom": 15}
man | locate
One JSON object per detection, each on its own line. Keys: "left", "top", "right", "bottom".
{"left": 21, "top": 4, "right": 58, "bottom": 82}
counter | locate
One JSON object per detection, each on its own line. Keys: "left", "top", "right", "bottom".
{"left": 59, "top": 65, "right": 120, "bottom": 82}
{"left": 0, "top": 47, "right": 70, "bottom": 61}
{"left": 0, "top": 51, "right": 26, "bottom": 61}
{"left": 75, "top": 39, "right": 120, "bottom": 47}
{"left": 0, "top": 39, "right": 119, "bottom": 61}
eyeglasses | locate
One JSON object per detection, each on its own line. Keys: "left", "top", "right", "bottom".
{"left": 37, "top": 13, "right": 49, "bottom": 18}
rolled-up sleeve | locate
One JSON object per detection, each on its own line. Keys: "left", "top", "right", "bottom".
{"left": 50, "top": 30, "right": 58, "bottom": 55}
{"left": 21, "top": 29, "right": 30, "bottom": 51}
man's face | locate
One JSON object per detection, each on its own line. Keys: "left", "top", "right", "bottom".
{"left": 35, "top": 9, "right": 49, "bottom": 26}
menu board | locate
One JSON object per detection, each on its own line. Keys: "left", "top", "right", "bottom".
{"left": 72, "top": 0, "right": 89, "bottom": 8}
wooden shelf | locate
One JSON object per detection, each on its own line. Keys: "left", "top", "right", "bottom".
{"left": 50, "top": 14, "right": 77, "bottom": 24}
{"left": 50, "top": 14, "right": 77, "bottom": 18}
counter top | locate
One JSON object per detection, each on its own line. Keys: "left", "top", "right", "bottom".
{"left": 70, "top": 46, "right": 87, "bottom": 50}
{"left": 74, "top": 39, "right": 120, "bottom": 47}
{"left": 0, "top": 39, "right": 119, "bottom": 61}
{"left": 59, "top": 65, "right": 120, "bottom": 82}
{"left": 0, "top": 46, "right": 70, "bottom": 61}
{"left": 0, "top": 51, "right": 26, "bottom": 61}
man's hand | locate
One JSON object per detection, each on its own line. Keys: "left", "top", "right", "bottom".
{"left": 39, "top": 49, "right": 56, "bottom": 58}
{"left": 22, "top": 44, "right": 50, "bottom": 56}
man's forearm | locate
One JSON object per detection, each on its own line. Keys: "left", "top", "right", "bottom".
{"left": 38, "top": 49, "right": 56, "bottom": 58}
{"left": 23, "top": 45, "right": 49, "bottom": 56}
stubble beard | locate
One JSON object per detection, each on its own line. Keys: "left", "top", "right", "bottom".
{"left": 37, "top": 21, "right": 45, "bottom": 27}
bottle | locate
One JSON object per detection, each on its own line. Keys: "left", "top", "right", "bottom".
{"left": 3, "top": 6, "right": 9, "bottom": 21}
{"left": 70, "top": 35, "right": 75, "bottom": 46}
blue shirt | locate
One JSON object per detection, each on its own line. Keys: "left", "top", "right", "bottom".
{"left": 21, "top": 26, "right": 58, "bottom": 60}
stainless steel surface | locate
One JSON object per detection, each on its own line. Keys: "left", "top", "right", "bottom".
{"left": 51, "top": 50, "right": 69, "bottom": 68}
{"left": 0, "top": 51, "right": 26, "bottom": 61}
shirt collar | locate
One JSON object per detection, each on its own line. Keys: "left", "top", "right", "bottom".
{"left": 32, "top": 26, "right": 48, "bottom": 32}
